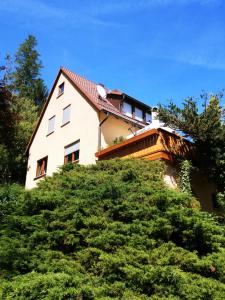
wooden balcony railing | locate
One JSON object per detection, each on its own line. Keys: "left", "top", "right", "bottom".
{"left": 95, "top": 128, "right": 193, "bottom": 162}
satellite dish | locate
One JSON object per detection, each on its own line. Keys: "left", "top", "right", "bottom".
{"left": 97, "top": 84, "right": 107, "bottom": 99}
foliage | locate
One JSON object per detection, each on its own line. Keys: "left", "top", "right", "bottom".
{"left": 112, "top": 136, "right": 126, "bottom": 145}
{"left": 9, "top": 96, "right": 38, "bottom": 182}
{"left": 0, "top": 35, "right": 45, "bottom": 184}
{"left": 180, "top": 160, "right": 192, "bottom": 194}
{"left": 216, "top": 192, "right": 225, "bottom": 211}
{"left": 0, "top": 92, "right": 37, "bottom": 184}
{"left": 0, "top": 159, "right": 225, "bottom": 299}
{"left": 158, "top": 94, "right": 225, "bottom": 194}
{"left": 0, "top": 86, "right": 16, "bottom": 182}
{"left": 12, "top": 35, "right": 48, "bottom": 108}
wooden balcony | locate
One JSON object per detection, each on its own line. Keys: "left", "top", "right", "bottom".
{"left": 95, "top": 128, "right": 193, "bottom": 162}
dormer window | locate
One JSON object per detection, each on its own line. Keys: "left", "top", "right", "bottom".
{"left": 146, "top": 112, "right": 152, "bottom": 124}
{"left": 58, "top": 82, "right": 64, "bottom": 96}
{"left": 123, "top": 102, "right": 132, "bottom": 117}
{"left": 135, "top": 107, "right": 143, "bottom": 121}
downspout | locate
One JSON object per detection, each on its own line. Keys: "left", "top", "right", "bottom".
{"left": 98, "top": 112, "right": 109, "bottom": 150}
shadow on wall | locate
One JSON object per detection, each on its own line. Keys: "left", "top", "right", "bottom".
{"left": 164, "top": 163, "right": 219, "bottom": 214}
{"left": 191, "top": 171, "right": 219, "bottom": 213}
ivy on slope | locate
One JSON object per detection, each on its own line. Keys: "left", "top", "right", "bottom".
{"left": 0, "top": 159, "right": 225, "bottom": 299}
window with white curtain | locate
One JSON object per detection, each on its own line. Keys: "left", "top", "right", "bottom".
{"left": 123, "top": 102, "right": 132, "bottom": 117}
{"left": 64, "top": 140, "right": 80, "bottom": 164}
{"left": 62, "top": 105, "right": 71, "bottom": 125}
{"left": 47, "top": 115, "right": 55, "bottom": 135}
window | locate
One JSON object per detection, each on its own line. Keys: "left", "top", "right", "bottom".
{"left": 62, "top": 105, "right": 71, "bottom": 126}
{"left": 58, "top": 82, "right": 64, "bottom": 96}
{"left": 135, "top": 107, "right": 143, "bottom": 121}
{"left": 36, "top": 156, "right": 48, "bottom": 178}
{"left": 146, "top": 112, "right": 152, "bottom": 124}
{"left": 64, "top": 140, "right": 80, "bottom": 164}
{"left": 123, "top": 102, "right": 132, "bottom": 117}
{"left": 47, "top": 115, "right": 55, "bottom": 135}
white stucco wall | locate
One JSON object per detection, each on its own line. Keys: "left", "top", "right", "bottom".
{"left": 100, "top": 112, "right": 140, "bottom": 149}
{"left": 25, "top": 73, "right": 99, "bottom": 189}
{"left": 25, "top": 72, "right": 144, "bottom": 189}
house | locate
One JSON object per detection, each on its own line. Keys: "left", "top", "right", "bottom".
{"left": 26, "top": 67, "right": 154, "bottom": 189}
{"left": 25, "top": 67, "right": 218, "bottom": 212}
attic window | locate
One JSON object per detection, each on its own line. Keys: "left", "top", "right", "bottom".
{"left": 58, "top": 82, "right": 64, "bottom": 96}
{"left": 123, "top": 102, "right": 132, "bottom": 117}
{"left": 146, "top": 112, "right": 152, "bottom": 124}
{"left": 135, "top": 107, "right": 143, "bottom": 121}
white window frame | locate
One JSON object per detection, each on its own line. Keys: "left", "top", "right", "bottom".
{"left": 62, "top": 104, "right": 71, "bottom": 126}
{"left": 135, "top": 107, "right": 143, "bottom": 121}
{"left": 47, "top": 115, "right": 55, "bottom": 135}
{"left": 145, "top": 112, "right": 152, "bottom": 124}
{"left": 58, "top": 82, "right": 65, "bottom": 96}
{"left": 123, "top": 102, "right": 132, "bottom": 117}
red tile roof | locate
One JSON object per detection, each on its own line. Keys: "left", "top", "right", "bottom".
{"left": 61, "top": 67, "right": 146, "bottom": 127}
{"left": 26, "top": 67, "right": 147, "bottom": 153}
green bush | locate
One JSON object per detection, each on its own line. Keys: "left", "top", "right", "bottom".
{"left": 0, "top": 159, "right": 225, "bottom": 299}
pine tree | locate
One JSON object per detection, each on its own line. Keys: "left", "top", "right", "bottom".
{"left": 0, "top": 51, "right": 38, "bottom": 183}
{"left": 13, "top": 35, "right": 48, "bottom": 107}
{"left": 158, "top": 93, "right": 225, "bottom": 194}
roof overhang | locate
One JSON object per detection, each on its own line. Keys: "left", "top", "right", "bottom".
{"left": 101, "top": 109, "right": 144, "bottom": 129}
{"left": 123, "top": 93, "right": 152, "bottom": 111}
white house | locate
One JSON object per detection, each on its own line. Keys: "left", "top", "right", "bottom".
{"left": 25, "top": 67, "right": 152, "bottom": 189}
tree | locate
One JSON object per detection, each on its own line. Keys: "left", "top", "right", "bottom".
{"left": 0, "top": 62, "right": 16, "bottom": 182}
{"left": 0, "top": 36, "right": 46, "bottom": 184}
{"left": 158, "top": 93, "right": 225, "bottom": 194}
{"left": 0, "top": 56, "right": 38, "bottom": 184}
{"left": 0, "top": 92, "right": 37, "bottom": 183}
{"left": 10, "top": 96, "right": 37, "bottom": 182}
{"left": 12, "top": 35, "right": 48, "bottom": 108}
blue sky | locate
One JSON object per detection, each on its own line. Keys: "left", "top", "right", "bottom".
{"left": 1, "top": 0, "right": 225, "bottom": 107}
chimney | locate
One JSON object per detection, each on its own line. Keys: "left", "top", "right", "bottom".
{"left": 151, "top": 106, "right": 161, "bottom": 127}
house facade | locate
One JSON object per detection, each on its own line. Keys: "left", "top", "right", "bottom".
{"left": 25, "top": 67, "right": 152, "bottom": 189}
{"left": 25, "top": 67, "right": 217, "bottom": 212}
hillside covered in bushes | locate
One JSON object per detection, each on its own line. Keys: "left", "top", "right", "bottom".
{"left": 0, "top": 159, "right": 225, "bottom": 299}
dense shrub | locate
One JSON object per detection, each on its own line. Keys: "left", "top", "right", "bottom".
{"left": 0, "top": 159, "right": 225, "bottom": 299}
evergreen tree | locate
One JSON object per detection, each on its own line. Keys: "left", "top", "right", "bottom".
{"left": 13, "top": 35, "right": 48, "bottom": 107}
{"left": 0, "top": 88, "right": 14, "bottom": 182}
{"left": 158, "top": 94, "right": 225, "bottom": 194}
{"left": 10, "top": 96, "right": 37, "bottom": 182}
{"left": 0, "top": 55, "right": 38, "bottom": 183}
{"left": 0, "top": 62, "right": 15, "bottom": 182}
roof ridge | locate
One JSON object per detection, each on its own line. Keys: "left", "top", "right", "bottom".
{"left": 60, "top": 67, "right": 145, "bottom": 128}
{"left": 26, "top": 66, "right": 146, "bottom": 153}
{"left": 61, "top": 66, "right": 100, "bottom": 88}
